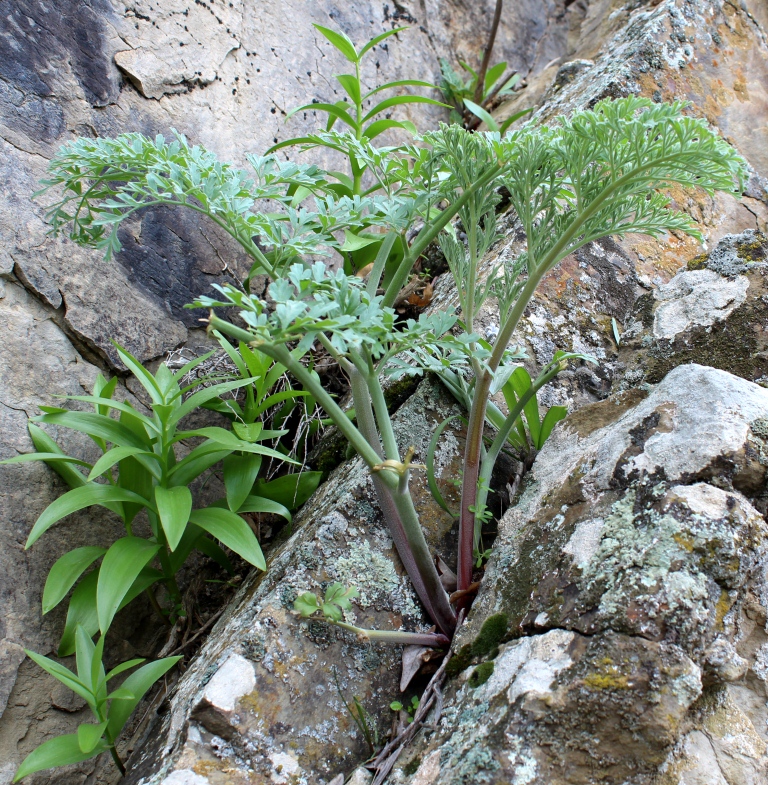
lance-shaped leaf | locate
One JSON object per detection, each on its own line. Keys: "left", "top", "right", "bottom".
{"left": 223, "top": 454, "right": 262, "bottom": 513}
{"left": 189, "top": 507, "right": 265, "bottom": 570}
{"left": 42, "top": 546, "right": 106, "bottom": 614}
{"left": 13, "top": 733, "right": 104, "bottom": 781}
{"left": 155, "top": 485, "right": 193, "bottom": 551}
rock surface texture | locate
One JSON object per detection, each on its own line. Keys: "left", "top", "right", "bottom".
{"left": 3, "top": 0, "right": 768, "bottom": 784}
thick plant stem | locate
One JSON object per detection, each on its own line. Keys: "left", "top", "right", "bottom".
{"left": 390, "top": 471, "right": 456, "bottom": 637}
{"left": 348, "top": 369, "right": 440, "bottom": 629}
{"left": 329, "top": 619, "right": 450, "bottom": 648}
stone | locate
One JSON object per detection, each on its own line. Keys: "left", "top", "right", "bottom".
{"left": 389, "top": 365, "right": 768, "bottom": 783}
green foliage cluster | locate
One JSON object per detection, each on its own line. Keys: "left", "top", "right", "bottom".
{"left": 3, "top": 343, "right": 319, "bottom": 777}
{"left": 12, "top": 21, "right": 748, "bottom": 778}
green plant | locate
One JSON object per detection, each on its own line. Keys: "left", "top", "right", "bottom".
{"left": 390, "top": 694, "right": 420, "bottom": 723}
{"left": 2, "top": 344, "right": 311, "bottom": 779}
{"left": 34, "top": 20, "right": 746, "bottom": 683}
{"left": 269, "top": 24, "right": 447, "bottom": 284}
{"left": 13, "top": 627, "right": 180, "bottom": 779}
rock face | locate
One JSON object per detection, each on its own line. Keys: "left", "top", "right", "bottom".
{"left": 0, "top": 1, "right": 588, "bottom": 781}
{"left": 390, "top": 365, "right": 768, "bottom": 784}
{"left": 3, "top": 0, "right": 768, "bottom": 784}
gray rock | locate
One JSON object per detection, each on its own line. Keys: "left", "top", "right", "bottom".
{"left": 390, "top": 364, "right": 768, "bottom": 783}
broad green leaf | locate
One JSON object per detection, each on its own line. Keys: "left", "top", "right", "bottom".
{"left": 358, "top": 26, "right": 408, "bottom": 58}
{"left": 167, "top": 377, "right": 258, "bottom": 426}
{"left": 169, "top": 447, "right": 230, "bottom": 488}
{"left": 13, "top": 734, "right": 103, "bottom": 781}
{"left": 0, "top": 452, "right": 91, "bottom": 468}
{"left": 286, "top": 102, "right": 357, "bottom": 130}
{"left": 189, "top": 507, "right": 265, "bottom": 570}
{"left": 106, "top": 656, "right": 181, "bottom": 739}
{"left": 335, "top": 73, "right": 361, "bottom": 105}
{"left": 171, "top": 349, "right": 217, "bottom": 381}
{"left": 27, "top": 424, "right": 89, "bottom": 491}
{"left": 155, "top": 485, "right": 193, "bottom": 551}
{"left": 24, "top": 650, "right": 93, "bottom": 707}
{"left": 508, "top": 367, "right": 541, "bottom": 447}
{"left": 42, "top": 546, "right": 106, "bottom": 614}
{"left": 112, "top": 343, "right": 164, "bottom": 404}
{"left": 77, "top": 722, "right": 107, "bottom": 754}
{"left": 232, "top": 422, "right": 263, "bottom": 442}
{"left": 252, "top": 471, "right": 322, "bottom": 511}
{"left": 313, "top": 24, "right": 358, "bottom": 62}
{"left": 484, "top": 61, "right": 507, "bottom": 93}
{"left": 33, "top": 411, "right": 149, "bottom": 451}
{"left": 106, "top": 686, "right": 135, "bottom": 701}
{"left": 58, "top": 570, "right": 99, "bottom": 656}
{"left": 462, "top": 99, "right": 498, "bottom": 132}
{"left": 118, "top": 409, "right": 157, "bottom": 525}
{"left": 97, "top": 537, "right": 160, "bottom": 633}
{"left": 74, "top": 625, "right": 96, "bottom": 688}
{"left": 294, "top": 592, "right": 319, "bottom": 617}
{"left": 106, "top": 658, "right": 145, "bottom": 681}
{"left": 223, "top": 454, "right": 262, "bottom": 513}
{"left": 340, "top": 230, "right": 380, "bottom": 253}
{"left": 363, "top": 78, "right": 434, "bottom": 99}
{"left": 175, "top": 427, "right": 297, "bottom": 464}
{"left": 537, "top": 405, "right": 568, "bottom": 449}
{"left": 233, "top": 494, "right": 291, "bottom": 522}
{"left": 498, "top": 106, "right": 533, "bottom": 135}
{"left": 87, "top": 446, "right": 156, "bottom": 482}
{"left": 250, "top": 388, "right": 308, "bottom": 417}
{"left": 362, "top": 118, "right": 417, "bottom": 140}
{"left": 26, "top": 485, "right": 151, "bottom": 548}
{"left": 363, "top": 94, "right": 449, "bottom": 123}
{"left": 62, "top": 396, "right": 157, "bottom": 432}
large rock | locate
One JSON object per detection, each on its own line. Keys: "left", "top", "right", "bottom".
{"left": 390, "top": 365, "right": 768, "bottom": 783}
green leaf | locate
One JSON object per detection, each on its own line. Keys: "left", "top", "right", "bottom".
{"left": 42, "top": 547, "right": 106, "bottom": 614}
{"left": 168, "top": 443, "right": 230, "bottom": 488}
{"left": 223, "top": 454, "right": 262, "bottom": 513}
{"left": 106, "top": 686, "right": 136, "bottom": 701}
{"left": 340, "top": 230, "right": 380, "bottom": 253}
{"left": 33, "top": 411, "right": 149, "bottom": 451}
{"left": 232, "top": 494, "right": 291, "bottom": 522}
{"left": 87, "top": 446, "right": 156, "bottom": 482}
{"left": 507, "top": 367, "right": 541, "bottom": 447}
{"left": 358, "top": 26, "right": 408, "bottom": 58}
{"left": 537, "top": 405, "right": 568, "bottom": 449}
{"left": 231, "top": 422, "right": 263, "bottom": 442}
{"left": 189, "top": 507, "right": 266, "bottom": 570}
{"left": 294, "top": 592, "right": 318, "bottom": 617}
{"left": 26, "top": 485, "right": 151, "bottom": 548}
{"left": 335, "top": 73, "right": 361, "bottom": 105}
{"left": 484, "top": 61, "right": 507, "bottom": 93}
{"left": 498, "top": 106, "right": 533, "bottom": 135}
{"left": 106, "top": 658, "right": 145, "bottom": 681}
{"left": 286, "top": 102, "right": 357, "bottom": 130}
{"left": 313, "top": 24, "right": 358, "bottom": 62}
{"left": 362, "top": 118, "right": 417, "bottom": 140}
{"left": 112, "top": 343, "right": 165, "bottom": 405}
{"left": 252, "top": 471, "right": 322, "bottom": 511}
{"left": 363, "top": 78, "right": 434, "bottom": 99}
{"left": 462, "top": 99, "right": 498, "bottom": 131}
{"left": 13, "top": 734, "right": 103, "bottom": 781}
{"left": 24, "top": 650, "right": 93, "bottom": 707}
{"left": 167, "top": 377, "right": 259, "bottom": 426}
{"left": 77, "top": 722, "right": 107, "bottom": 754}
{"left": 0, "top": 452, "right": 91, "bottom": 468}
{"left": 155, "top": 485, "right": 193, "bottom": 551}
{"left": 106, "top": 656, "right": 181, "bottom": 739}
{"left": 363, "top": 94, "right": 449, "bottom": 123}
{"left": 97, "top": 537, "right": 160, "bottom": 633}
{"left": 27, "top": 424, "right": 89, "bottom": 491}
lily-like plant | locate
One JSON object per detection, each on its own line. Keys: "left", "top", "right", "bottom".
{"left": 35, "top": 26, "right": 745, "bottom": 652}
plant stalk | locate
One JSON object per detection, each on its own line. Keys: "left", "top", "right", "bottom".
{"left": 472, "top": 0, "right": 504, "bottom": 106}
{"left": 330, "top": 619, "right": 450, "bottom": 648}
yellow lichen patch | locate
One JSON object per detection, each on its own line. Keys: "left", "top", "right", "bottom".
{"left": 715, "top": 590, "right": 733, "bottom": 630}
{"left": 584, "top": 659, "right": 630, "bottom": 691}
{"left": 673, "top": 532, "right": 695, "bottom": 553}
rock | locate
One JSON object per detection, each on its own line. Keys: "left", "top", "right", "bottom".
{"left": 389, "top": 365, "right": 768, "bottom": 783}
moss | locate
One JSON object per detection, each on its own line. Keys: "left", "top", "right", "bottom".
{"left": 468, "top": 661, "right": 495, "bottom": 688}
{"left": 470, "top": 613, "right": 509, "bottom": 658}
{"left": 403, "top": 756, "right": 422, "bottom": 776}
{"left": 687, "top": 252, "right": 709, "bottom": 270}
{"left": 447, "top": 643, "right": 473, "bottom": 677}
{"left": 736, "top": 234, "right": 768, "bottom": 262}
{"left": 382, "top": 374, "right": 421, "bottom": 413}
